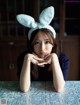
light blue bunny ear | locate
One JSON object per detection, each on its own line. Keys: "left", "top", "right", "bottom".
{"left": 16, "top": 6, "right": 56, "bottom": 40}
{"left": 39, "top": 6, "right": 54, "bottom": 26}
{"left": 16, "top": 14, "right": 38, "bottom": 28}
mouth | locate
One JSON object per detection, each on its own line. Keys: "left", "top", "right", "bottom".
{"left": 39, "top": 52, "right": 46, "bottom": 58}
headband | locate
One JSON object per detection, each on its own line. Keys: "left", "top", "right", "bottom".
{"left": 16, "top": 6, "right": 56, "bottom": 40}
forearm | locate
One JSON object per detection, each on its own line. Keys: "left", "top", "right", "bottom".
{"left": 52, "top": 53, "right": 65, "bottom": 92}
{"left": 20, "top": 57, "right": 31, "bottom": 92}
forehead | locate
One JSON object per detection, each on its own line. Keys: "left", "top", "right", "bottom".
{"left": 34, "top": 31, "right": 49, "bottom": 40}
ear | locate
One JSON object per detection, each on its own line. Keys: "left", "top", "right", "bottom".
{"left": 39, "top": 6, "right": 54, "bottom": 26}
{"left": 16, "top": 14, "right": 38, "bottom": 28}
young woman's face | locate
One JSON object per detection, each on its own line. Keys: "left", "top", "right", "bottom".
{"left": 32, "top": 31, "right": 54, "bottom": 58}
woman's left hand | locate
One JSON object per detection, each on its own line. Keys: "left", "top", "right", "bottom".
{"left": 37, "top": 54, "right": 53, "bottom": 66}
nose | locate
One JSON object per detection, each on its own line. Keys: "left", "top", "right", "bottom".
{"left": 40, "top": 42, "right": 45, "bottom": 51}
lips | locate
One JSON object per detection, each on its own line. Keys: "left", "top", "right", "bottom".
{"left": 39, "top": 52, "right": 46, "bottom": 58}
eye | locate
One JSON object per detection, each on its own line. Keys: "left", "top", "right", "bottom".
{"left": 34, "top": 41, "right": 40, "bottom": 45}
{"left": 45, "top": 40, "right": 50, "bottom": 44}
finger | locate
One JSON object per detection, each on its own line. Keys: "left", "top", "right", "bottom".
{"left": 32, "top": 59, "right": 45, "bottom": 67}
{"left": 32, "top": 52, "right": 44, "bottom": 61}
{"left": 33, "top": 56, "right": 43, "bottom": 61}
{"left": 44, "top": 54, "right": 50, "bottom": 60}
{"left": 32, "top": 57, "right": 44, "bottom": 65}
{"left": 31, "top": 58, "right": 38, "bottom": 64}
{"left": 32, "top": 52, "right": 37, "bottom": 56}
{"left": 44, "top": 59, "right": 51, "bottom": 64}
{"left": 37, "top": 62, "right": 48, "bottom": 66}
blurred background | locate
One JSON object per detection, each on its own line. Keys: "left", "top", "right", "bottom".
{"left": 0, "top": 0, "right": 80, "bottom": 81}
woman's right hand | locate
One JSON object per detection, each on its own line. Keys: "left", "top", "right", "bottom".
{"left": 24, "top": 53, "right": 44, "bottom": 65}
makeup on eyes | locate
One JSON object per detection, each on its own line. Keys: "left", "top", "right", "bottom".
{"left": 34, "top": 39, "right": 50, "bottom": 45}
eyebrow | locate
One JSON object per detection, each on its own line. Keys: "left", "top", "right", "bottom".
{"left": 35, "top": 39, "right": 50, "bottom": 41}
{"left": 45, "top": 39, "right": 50, "bottom": 41}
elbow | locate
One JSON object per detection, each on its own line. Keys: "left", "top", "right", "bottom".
{"left": 20, "top": 79, "right": 31, "bottom": 93}
{"left": 55, "top": 81, "right": 65, "bottom": 93}
{"left": 20, "top": 86, "right": 30, "bottom": 93}
{"left": 56, "top": 87, "right": 64, "bottom": 93}
{"left": 20, "top": 82, "right": 30, "bottom": 93}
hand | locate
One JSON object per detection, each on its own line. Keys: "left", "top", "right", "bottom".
{"left": 32, "top": 53, "right": 52, "bottom": 67}
{"left": 25, "top": 53, "right": 54, "bottom": 67}
{"left": 25, "top": 53, "right": 44, "bottom": 65}
{"left": 37, "top": 54, "right": 52, "bottom": 66}
{"left": 37, "top": 53, "right": 57, "bottom": 66}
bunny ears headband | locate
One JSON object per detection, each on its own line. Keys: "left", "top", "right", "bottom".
{"left": 16, "top": 6, "right": 56, "bottom": 40}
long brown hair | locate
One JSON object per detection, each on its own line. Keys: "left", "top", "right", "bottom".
{"left": 28, "top": 28, "right": 57, "bottom": 80}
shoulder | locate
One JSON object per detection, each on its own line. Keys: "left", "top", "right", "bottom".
{"left": 59, "top": 52, "right": 69, "bottom": 62}
{"left": 59, "top": 52, "right": 70, "bottom": 80}
{"left": 59, "top": 52, "right": 70, "bottom": 71}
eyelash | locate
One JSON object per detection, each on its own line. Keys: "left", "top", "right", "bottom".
{"left": 34, "top": 40, "right": 50, "bottom": 45}
{"left": 34, "top": 41, "right": 40, "bottom": 45}
{"left": 45, "top": 40, "right": 50, "bottom": 44}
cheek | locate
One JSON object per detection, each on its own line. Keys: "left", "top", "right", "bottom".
{"left": 33, "top": 46, "right": 39, "bottom": 52}
{"left": 47, "top": 45, "right": 53, "bottom": 52}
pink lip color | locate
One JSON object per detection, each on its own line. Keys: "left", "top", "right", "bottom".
{"left": 40, "top": 52, "right": 46, "bottom": 58}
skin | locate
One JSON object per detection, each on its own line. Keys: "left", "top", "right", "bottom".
{"left": 20, "top": 31, "right": 65, "bottom": 92}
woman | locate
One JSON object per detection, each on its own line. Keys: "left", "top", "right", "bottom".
{"left": 17, "top": 28, "right": 69, "bottom": 93}
{"left": 17, "top": 6, "right": 69, "bottom": 92}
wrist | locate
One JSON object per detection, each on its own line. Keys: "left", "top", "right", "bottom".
{"left": 24, "top": 54, "right": 31, "bottom": 63}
